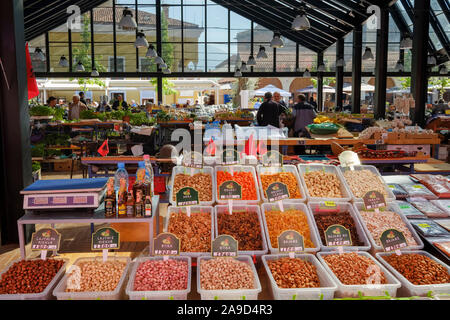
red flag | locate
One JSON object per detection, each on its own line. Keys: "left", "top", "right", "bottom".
{"left": 206, "top": 138, "right": 216, "bottom": 156}
{"left": 97, "top": 139, "right": 109, "bottom": 157}
{"left": 25, "top": 43, "right": 40, "bottom": 100}
{"left": 244, "top": 133, "right": 257, "bottom": 156}
{"left": 257, "top": 141, "right": 268, "bottom": 155}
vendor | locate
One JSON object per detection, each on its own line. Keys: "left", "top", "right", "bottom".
{"left": 78, "top": 91, "right": 87, "bottom": 105}
{"left": 68, "top": 95, "right": 87, "bottom": 120}
{"left": 112, "top": 94, "right": 129, "bottom": 111}
{"left": 46, "top": 96, "right": 58, "bottom": 108}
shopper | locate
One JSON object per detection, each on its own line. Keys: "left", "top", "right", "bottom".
{"left": 78, "top": 92, "right": 87, "bottom": 105}
{"left": 309, "top": 96, "right": 318, "bottom": 111}
{"left": 46, "top": 96, "right": 58, "bottom": 108}
{"left": 432, "top": 99, "right": 448, "bottom": 116}
{"left": 293, "top": 94, "right": 316, "bottom": 154}
{"left": 68, "top": 95, "right": 87, "bottom": 120}
{"left": 273, "top": 92, "right": 289, "bottom": 114}
{"left": 256, "top": 92, "right": 281, "bottom": 128}
{"left": 112, "top": 94, "right": 129, "bottom": 111}
{"left": 97, "top": 100, "right": 111, "bottom": 113}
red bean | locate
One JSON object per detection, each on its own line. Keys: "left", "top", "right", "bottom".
{"left": 133, "top": 259, "right": 188, "bottom": 291}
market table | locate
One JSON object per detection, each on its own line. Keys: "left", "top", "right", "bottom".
{"left": 17, "top": 195, "right": 160, "bottom": 259}
{"left": 360, "top": 156, "right": 430, "bottom": 174}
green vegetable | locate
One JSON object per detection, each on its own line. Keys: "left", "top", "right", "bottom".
{"left": 79, "top": 110, "right": 98, "bottom": 119}
{"left": 31, "top": 143, "right": 45, "bottom": 157}
{"left": 29, "top": 105, "right": 54, "bottom": 116}
{"left": 129, "top": 112, "right": 155, "bottom": 126}
{"left": 53, "top": 108, "right": 65, "bottom": 121}
{"left": 32, "top": 161, "right": 41, "bottom": 172}
{"left": 307, "top": 123, "right": 342, "bottom": 135}
{"left": 110, "top": 110, "right": 125, "bottom": 120}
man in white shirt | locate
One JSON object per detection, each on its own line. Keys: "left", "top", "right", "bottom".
{"left": 68, "top": 95, "right": 87, "bottom": 120}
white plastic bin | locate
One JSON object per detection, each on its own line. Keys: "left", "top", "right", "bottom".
{"left": 262, "top": 253, "right": 337, "bottom": 300}
{"left": 256, "top": 165, "right": 306, "bottom": 203}
{"left": 214, "top": 204, "right": 268, "bottom": 257}
{"left": 375, "top": 250, "right": 450, "bottom": 297}
{"left": 261, "top": 201, "right": 320, "bottom": 254}
{"left": 197, "top": 255, "right": 262, "bottom": 300}
{"left": 337, "top": 165, "right": 396, "bottom": 203}
{"left": 317, "top": 251, "right": 401, "bottom": 298}
{"left": 169, "top": 166, "right": 215, "bottom": 206}
{"left": 297, "top": 164, "right": 352, "bottom": 202}
{"left": 53, "top": 256, "right": 131, "bottom": 300}
{"left": 126, "top": 256, "right": 191, "bottom": 300}
{"left": 308, "top": 201, "right": 371, "bottom": 252}
{"left": 0, "top": 258, "right": 68, "bottom": 300}
{"left": 353, "top": 202, "right": 424, "bottom": 253}
{"left": 165, "top": 206, "right": 214, "bottom": 258}
{"left": 214, "top": 165, "right": 261, "bottom": 205}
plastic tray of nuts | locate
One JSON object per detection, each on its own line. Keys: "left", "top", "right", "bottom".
{"left": 214, "top": 165, "right": 261, "bottom": 205}
{"left": 297, "top": 164, "right": 352, "bottom": 203}
{"left": 307, "top": 201, "right": 371, "bottom": 252}
{"left": 261, "top": 201, "right": 321, "bottom": 254}
{"left": 0, "top": 258, "right": 68, "bottom": 300}
{"left": 169, "top": 166, "right": 215, "bottom": 206}
{"left": 316, "top": 251, "right": 401, "bottom": 298}
{"left": 353, "top": 202, "right": 424, "bottom": 253}
{"left": 337, "top": 165, "right": 396, "bottom": 203}
{"left": 53, "top": 256, "right": 131, "bottom": 300}
{"left": 375, "top": 250, "right": 450, "bottom": 297}
{"left": 164, "top": 206, "right": 214, "bottom": 259}
{"left": 126, "top": 256, "right": 191, "bottom": 300}
{"left": 197, "top": 255, "right": 262, "bottom": 300}
{"left": 214, "top": 204, "right": 268, "bottom": 257}
{"left": 262, "top": 253, "right": 338, "bottom": 300}
{"left": 256, "top": 165, "right": 306, "bottom": 203}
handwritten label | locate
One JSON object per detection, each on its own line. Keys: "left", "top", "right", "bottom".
{"left": 182, "top": 151, "right": 203, "bottom": 169}
{"left": 265, "top": 182, "right": 289, "bottom": 202}
{"left": 380, "top": 229, "right": 408, "bottom": 252}
{"left": 154, "top": 233, "right": 180, "bottom": 256}
{"left": 212, "top": 235, "right": 238, "bottom": 257}
{"left": 219, "top": 180, "right": 242, "bottom": 200}
{"left": 91, "top": 227, "right": 120, "bottom": 250}
{"left": 221, "top": 149, "right": 240, "bottom": 165}
{"left": 262, "top": 150, "right": 283, "bottom": 167}
{"left": 324, "top": 225, "right": 352, "bottom": 247}
{"left": 278, "top": 230, "right": 304, "bottom": 253}
{"left": 176, "top": 187, "right": 199, "bottom": 206}
{"left": 363, "top": 191, "right": 387, "bottom": 210}
{"left": 31, "top": 228, "right": 61, "bottom": 251}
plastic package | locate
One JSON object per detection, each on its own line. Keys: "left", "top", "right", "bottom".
{"left": 256, "top": 165, "right": 306, "bottom": 202}
{"left": 394, "top": 201, "right": 425, "bottom": 218}
{"left": 214, "top": 166, "right": 260, "bottom": 205}
{"left": 387, "top": 183, "right": 408, "bottom": 199}
{"left": 262, "top": 254, "right": 337, "bottom": 300}
{"left": 170, "top": 166, "right": 215, "bottom": 206}
{"left": 410, "top": 174, "right": 450, "bottom": 198}
{"left": 435, "top": 219, "right": 450, "bottom": 232}
{"left": 114, "top": 163, "right": 129, "bottom": 191}
{"left": 400, "top": 183, "right": 438, "bottom": 200}
{"left": 409, "top": 219, "right": 450, "bottom": 237}
{"left": 408, "top": 199, "right": 448, "bottom": 218}
{"left": 126, "top": 256, "right": 191, "bottom": 300}
{"left": 376, "top": 251, "right": 450, "bottom": 297}
{"left": 431, "top": 200, "right": 450, "bottom": 215}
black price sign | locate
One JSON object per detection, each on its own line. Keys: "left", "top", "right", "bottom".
{"left": 221, "top": 149, "right": 240, "bottom": 165}
{"left": 219, "top": 180, "right": 242, "bottom": 200}
{"left": 182, "top": 151, "right": 203, "bottom": 169}
{"left": 212, "top": 235, "right": 238, "bottom": 257}
{"left": 380, "top": 229, "right": 408, "bottom": 252}
{"left": 363, "top": 191, "right": 387, "bottom": 210}
{"left": 262, "top": 150, "right": 283, "bottom": 167}
{"left": 278, "top": 230, "right": 304, "bottom": 253}
{"left": 324, "top": 224, "right": 352, "bottom": 247}
{"left": 176, "top": 187, "right": 199, "bottom": 206}
{"left": 266, "top": 182, "right": 289, "bottom": 202}
{"left": 154, "top": 233, "right": 180, "bottom": 256}
{"left": 91, "top": 227, "right": 120, "bottom": 250}
{"left": 31, "top": 228, "right": 61, "bottom": 251}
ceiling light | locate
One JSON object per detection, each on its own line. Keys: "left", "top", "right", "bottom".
{"left": 162, "top": 68, "right": 171, "bottom": 74}
{"left": 270, "top": 32, "right": 284, "bottom": 48}
{"left": 336, "top": 57, "right": 345, "bottom": 67}
{"left": 134, "top": 30, "right": 148, "bottom": 48}
{"left": 349, "top": 10, "right": 355, "bottom": 17}
{"left": 234, "top": 68, "right": 242, "bottom": 77}
{"left": 303, "top": 68, "right": 311, "bottom": 78}
{"left": 159, "top": 62, "right": 168, "bottom": 69}
{"left": 427, "top": 55, "right": 437, "bottom": 65}
{"left": 58, "top": 55, "right": 69, "bottom": 67}
{"left": 146, "top": 44, "right": 157, "bottom": 58}
{"left": 440, "top": 64, "right": 448, "bottom": 75}
{"left": 91, "top": 67, "right": 99, "bottom": 77}
{"left": 362, "top": 47, "right": 374, "bottom": 60}
{"left": 119, "top": 7, "right": 137, "bottom": 30}
{"left": 240, "top": 61, "right": 248, "bottom": 72}
{"left": 154, "top": 56, "right": 164, "bottom": 65}
{"left": 317, "top": 63, "right": 326, "bottom": 72}
{"left": 400, "top": 35, "right": 412, "bottom": 49}
{"left": 76, "top": 61, "right": 85, "bottom": 72}
{"left": 292, "top": 8, "right": 310, "bottom": 31}
{"left": 394, "top": 60, "right": 404, "bottom": 72}
{"left": 32, "top": 48, "right": 45, "bottom": 62}
{"left": 247, "top": 55, "right": 256, "bottom": 66}
{"left": 256, "top": 46, "right": 268, "bottom": 59}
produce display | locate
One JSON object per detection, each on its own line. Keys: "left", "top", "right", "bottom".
{"left": 217, "top": 210, "right": 263, "bottom": 251}
{"left": 260, "top": 172, "right": 302, "bottom": 199}
{"left": 359, "top": 210, "right": 418, "bottom": 247}
{"left": 200, "top": 258, "right": 255, "bottom": 290}
{"left": 382, "top": 254, "right": 450, "bottom": 285}
{"left": 0, "top": 259, "right": 64, "bottom": 294}
{"left": 303, "top": 171, "right": 343, "bottom": 198}
{"left": 264, "top": 209, "right": 314, "bottom": 248}
{"left": 216, "top": 171, "right": 258, "bottom": 200}
{"left": 342, "top": 169, "right": 388, "bottom": 199}
{"left": 133, "top": 259, "right": 188, "bottom": 291}
{"left": 307, "top": 123, "right": 341, "bottom": 135}
{"left": 323, "top": 253, "right": 387, "bottom": 285}
{"left": 167, "top": 211, "right": 211, "bottom": 252}
{"left": 65, "top": 260, "right": 127, "bottom": 292}
{"left": 313, "top": 212, "right": 364, "bottom": 246}
{"left": 172, "top": 173, "right": 212, "bottom": 202}
{"left": 267, "top": 257, "right": 320, "bottom": 288}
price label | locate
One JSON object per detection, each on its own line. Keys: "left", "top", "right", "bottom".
{"left": 182, "top": 151, "right": 203, "bottom": 169}
{"left": 212, "top": 235, "right": 238, "bottom": 257}
{"left": 262, "top": 150, "right": 283, "bottom": 167}
{"left": 417, "top": 223, "right": 431, "bottom": 228}
{"left": 91, "top": 227, "right": 120, "bottom": 250}
{"left": 375, "top": 139, "right": 383, "bottom": 145}
{"left": 31, "top": 228, "right": 61, "bottom": 251}
{"left": 380, "top": 229, "right": 408, "bottom": 252}
{"left": 221, "top": 149, "right": 240, "bottom": 165}
{"left": 324, "top": 225, "right": 352, "bottom": 247}
{"left": 363, "top": 191, "right": 387, "bottom": 210}
{"left": 297, "top": 140, "right": 306, "bottom": 145}
{"left": 412, "top": 185, "right": 423, "bottom": 189}
{"left": 278, "top": 230, "right": 304, "bottom": 253}
{"left": 219, "top": 180, "right": 242, "bottom": 200}
{"left": 176, "top": 187, "right": 199, "bottom": 206}
{"left": 324, "top": 201, "right": 336, "bottom": 207}
{"left": 265, "top": 182, "right": 289, "bottom": 202}
{"left": 399, "top": 204, "right": 411, "bottom": 209}
{"left": 154, "top": 233, "right": 180, "bottom": 256}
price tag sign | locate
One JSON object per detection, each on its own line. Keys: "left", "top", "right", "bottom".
{"left": 154, "top": 233, "right": 180, "bottom": 256}
{"left": 212, "top": 235, "right": 238, "bottom": 257}
{"left": 91, "top": 227, "right": 120, "bottom": 250}
{"left": 324, "top": 225, "right": 352, "bottom": 247}
{"left": 297, "top": 140, "right": 306, "bottom": 145}
{"left": 363, "top": 191, "right": 387, "bottom": 210}
{"left": 221, "top": 149, "right": 240, "bottom": 165}
{"left": 219, "top": 180, "right": 242, "bottom": 200}
{"left": 316, "top": 202, "right": 340, "bottom": 213}
{"left": 375, "top": 139, "right": 383, "bottom": 145}
{"left": 380, "top": 229, "right": 407, "bottom": 252}
{"left": 262, "top": 150, "right": 283, "bottom": 167}
{"left": 412, "top": 184, "right": 423, "bottom": 189}
{"left": 176, "top": 187, "right": 199, "bottom": 206}
{"left": 278, "top": 230, "right": 304, "bottom": 253}
{"left": 265, "top": 182, "right": 289, "bottom": 202}
{"left": 182, "top": 151, "right": 203, "bottom": 169}
{"left": 31, "top": 228, "right": 61, "bottom": 251}
{"left": 325, "top": 201, "right": 336, "bottom": 207}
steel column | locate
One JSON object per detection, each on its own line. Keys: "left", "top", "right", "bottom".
{"left": 335, "top": 38, "right": 344, "bottom": 109}
{"left": 374, "top": 6, "right": 389, "bottom": 120}
{"left": 352, "top": 24, "right": 362, "bottom": 113}
{"left": 156, "top": 0, "right": 163, "bottom": 104}
{"left": 317, "top": 51, "right": 324, "bottom": 111}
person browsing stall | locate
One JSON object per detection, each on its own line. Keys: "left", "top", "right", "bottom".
{"left": 112, "top": 94, "right": 129, "bottom": 111}
{"left": 68, "top": 95, "right": 87, "bottom": 120}
{"left": 256, "top": 92, "right": 282, "bottom": 128}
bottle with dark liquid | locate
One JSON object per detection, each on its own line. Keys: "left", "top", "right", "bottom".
{"left": 135, "top": 190, "right": 144, "bottom": 218}
{"left": 117, "top": 178, "right": 127, "bottom": 217}
{"left": 104, "top": 179, "right": 116, "bottom": 217}
{"left": 144, "top": 195, "right": 152, "bottom": 217}
{"left": 126, "top": 191, "right": 134, "bottom": 217}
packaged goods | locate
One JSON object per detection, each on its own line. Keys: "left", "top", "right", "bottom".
{"left": 200, "top": 258, "right": 255, "bottom": 290}
{"left": 216, "top": 170, "right": 258, "bottom": 200}
{"left": 431, "top": 200, "right": 450, "bottom": 215}
{"left": 408, "top": 199, "right": 448, "bottom": 218}
{"left": 172, "top": 173, "right": 212, "bottom": 202}
{"left": 436, "top": 219, "right": 450, "bottom": 232}
{"left": 133, "top": 259, "right": 188, "bottom": 291}
{"left": 409, "top": 219, "right": 450, "bottom": 237}
{"left": 401, "top": 183, "right": 438, "bottom": 200}
{"left": 433, "top": 240, "right": 450, "bottom": 257}
{"left": 342, "top": 169, "right": 388, "bottom": 199}
{"left": 395, "top": 201, "right": 425, "bottom": 218}
{"left": 410, "top": 174, "right": 450, "bottom": 198}
{"left": 313, "top": 211, "right": 364, "bottom": 246}
{"left": 303, "top": 171, "right": 343, "bottom": 198}
{"left": 267, "top": 257, "right": 320, "bottom": 288}
{"left": 387, "top": 183, "right": 408, "bottom": 198}
{"left": 261, "top": 172, "right": 302, "bottom": 199}
{"left": 382, "top": 253, "right": 450, "bottom": 285}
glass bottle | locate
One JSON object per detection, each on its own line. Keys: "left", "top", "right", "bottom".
{"left": 126, "top": 191, "right": 134, "bottom": 217}
{"left": 144, "top": 195, "right": 152, "bottom": 217}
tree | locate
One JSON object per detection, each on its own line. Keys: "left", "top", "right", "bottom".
{"left": 150, "top": 77, "right": 177, "bottom": 96}
{"left": 400, "top": 77, "right": 411, "bottom": 90}
{"left": 310, "top": 77, "right": 334, "bottom": 88}
{"left": 231, "top": 78, "right": 258, "bottom": 107}
{"left": 429, "top": 77, "right": 450, "bottom": 99}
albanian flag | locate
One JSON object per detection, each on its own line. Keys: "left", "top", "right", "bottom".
{"left": 244, "top": 133, "right": 257, "bottom": 156}
{"left": 97, "top": 139, "right": 109, "bottom": 157}
{"left": 25, "top": 43, "right": 40, "bottom": 100}
{"left": 205, "top": 137, "right": 216, "bottom": 156}
{"left": 257, "top": 140, "right": 268, "bottom": 155}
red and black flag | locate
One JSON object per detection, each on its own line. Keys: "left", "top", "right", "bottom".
{"left": 97, "top": 139, "right": 109, "bottom": 157}
{"left": 25, "top": 43, "right": 39, "bottom": 100}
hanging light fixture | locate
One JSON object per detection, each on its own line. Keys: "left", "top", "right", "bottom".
{"left": 440, "top": 64, "right": 448, "bottom": 75}
{"left": 154, "top": 56, "right": 164, "bottom": 65}
{"left": 134, "top": 30, "right": 148, "bottom": 48}
{"left": 427, "top": 55, "right": 437, "bottom": 65}
{"left": 58, "top": 55, "right": 69, "bottom": 67}
{"left": 32, "top": 48, "right": 46, "bottom": 61}
{"left": 247, "top": 55, "right": 256, "bottom": 66}
{"left": 162, "top": 67, "right": 171, "bottom": 74}
{"left": 317, "top": 63, "right": 326, "bottom": 72}
{"left": 362, "top": 47, "right": 374, "bottom": 60}
{"left": 394, "top": 60, "right": 404, "bottom": 72}
{"left": 119, "top": 7, "right": 137, "bottom": 30}
{"left": 146, "top": 44, "right": 158, "bottom": 58}
{"left": 292, "top": 6, "right": 310, "bottom": 31}
{"left": 336, "top": 57, "right": 345, "bottom": 67}
{"left": 76, "top": 61, "right": 85, "bottom": 72}
{"left": 270, "top": 32, "right": 284, "bottom": 48}
{"left": 400, "top": 35, "right": 413, "bottom": 49}
{"left": 91, "top": 67, "right": 99, "bottom": 77}
{"left": 303, "top": 68, "right": 311, "bottom": 78}
{"left": 159, "top": 61, "right": 168, "bottom": 69}
{"left": 240, "top": 61, "right": 248, "bottom": 72}
{"left": 349, "top": 10, "right": 355, "bottom": 18}
{"left": 256, "top": 46, "right": 268, "bottom": 59}
{"left": 234, "top": 68, "right": 242, "bottom": 77}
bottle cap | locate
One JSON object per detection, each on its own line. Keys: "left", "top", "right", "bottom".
{"left": 118, "top": 162, "right": 125, "bottom": 169}
{"left": 138, "top": 161, "right": 145, "bottom": 167}
{"left": 143, "top": 154, "right": 150, "bottom": 160}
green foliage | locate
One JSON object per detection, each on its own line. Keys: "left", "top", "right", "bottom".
{"left": 79, "top": 109, "right": 98, "bottom": 119}
{"left": 129, "top": 112, "right": 156, "bottom": 126}
{"left": 109, "top": 110, "right": 126, "bottom": 120}
{"left": 161, "top": 10, "right": 174, "bottom": 70}
{"left": 156, "top": 110, "right": 172, "bottom": 122}
{"left": 43, "top": 133, "right": 71, "bottom": 146}
{"left": 31, "top": 143, "right": 45, "bottom": 157}
{"left": 32, "top": 161, "right": 41, "bottom": 172}
{"left": 150, "top": 77, "right": 177, "bottom": 96}
{"left": 29, "top": 105, "right": 55, "bottom": 116}
{"left": 429, "top": 77, "right": 450, "bottom": 98}
{"left": 400, "top": 77, "right": 411, "bottom": 89}
{"left": 53, "top": 108, "right": 65, "bottom": 120}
